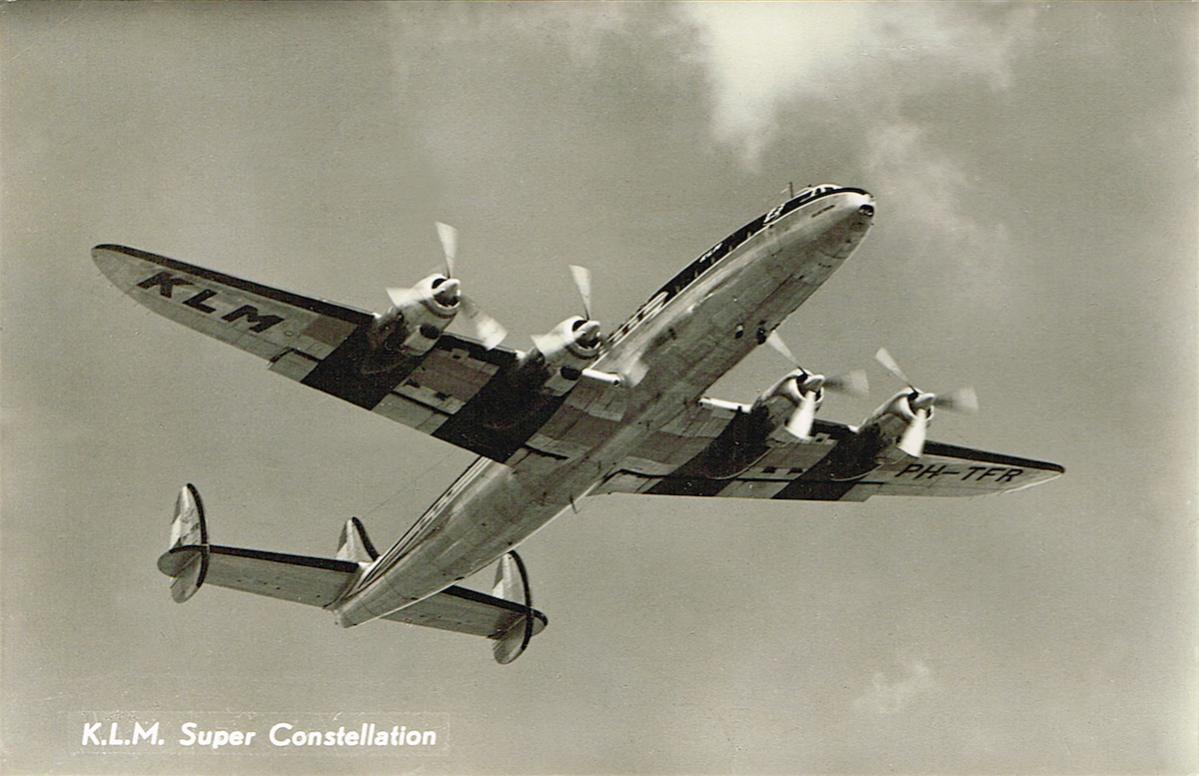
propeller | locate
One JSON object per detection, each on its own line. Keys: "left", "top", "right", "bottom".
{"left": 765, "top": 331, "right": 869, "bottom": 439}
{"left": 529, "top": 265, "right": 602, "bottom": 356}
{"left": 569, "top": 265, "right": 593, "bottom": 322}
{"left": 435, "top": 220, "right": 458, "bottom": 278}
{"left": 460, "top": 295, "right": 508, "bottom": 351}
{"left": 874, "top": 347, "right": 978, "bottom": 456}
{"left": 384, "top": 221, "right": 507, "bottom": 350}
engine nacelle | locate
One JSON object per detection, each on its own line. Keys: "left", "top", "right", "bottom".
{"left": 362, "top": 275, "right": 460, "bottom": 374}
{"left": 523, "top": 316, "right": 602, "bottom": 396}
{"left": 866, "top": 390, "right": 932, "bottom": 425}
{"left": 786, "top": 390, "right": 948, "bottom": 483}
{"left": 754, "top": 370, "right": 825, "bottom": 443}
{"left": 860, "top": 390, "right": 938, "bottom": 462}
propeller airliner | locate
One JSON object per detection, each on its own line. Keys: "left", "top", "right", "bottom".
{"left": 94, "top": 183, "right": 1063, "bottom": 664}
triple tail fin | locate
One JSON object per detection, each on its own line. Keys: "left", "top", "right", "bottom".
{"left": 490, "top": 552, "right": 535, "bottom": 665}
{"left": 336, "top": 517, "right": 379, "bottom": 563}
{"left": 154, "top": 486, "right": 548, "bottom": 664}
{"left": 157, "top": 483, "right": 210, "bottom": 603}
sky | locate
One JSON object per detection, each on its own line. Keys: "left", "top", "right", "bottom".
{"left": 2, "top": 2, "right": 1196, "bottom": 774}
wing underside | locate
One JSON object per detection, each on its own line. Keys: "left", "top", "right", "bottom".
{"left": 595, "top": 402, "right": 1063, "bottom": 501}
{"left": 91, "top": 244, "right": 574, "bottom": 463}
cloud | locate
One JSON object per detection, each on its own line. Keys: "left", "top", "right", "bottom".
{"left": 861, "top": 118, "right": 1013, "bottom": 285}
{"left": 853, "top": 659, "right": 936, "bottom": 715}
{"left": 680, "top": 4, "right": 1035, "bottom": 284}
{"left": 681, "top": 3, "right": 1036, "bottom": 164}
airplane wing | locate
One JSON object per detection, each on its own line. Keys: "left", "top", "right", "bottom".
{"left": 93, "top": 244, "right": 524, "bottom": 459}
{"left": 594, "top": 400, "right": 1064, "bottom": 501}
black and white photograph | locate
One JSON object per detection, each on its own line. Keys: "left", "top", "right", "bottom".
{"left": 2, "top": 2, "right": 1195, "bottom": 773}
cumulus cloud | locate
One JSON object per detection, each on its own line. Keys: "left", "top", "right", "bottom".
{"left": 854, "top": 659, "right": 936, "bottom": 715}
{"left": 681, "top": 3, "right": 1035, "bottom": 163}
{"left": 861, "top": 118, "right": 1012, "bottom": 273}
{"left": 681, "top": 3, "right": 1035, "bottom": 275}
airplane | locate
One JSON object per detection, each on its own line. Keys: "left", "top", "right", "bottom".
{"left": 93, "top": 182, "right": 1063, "bottom": 664}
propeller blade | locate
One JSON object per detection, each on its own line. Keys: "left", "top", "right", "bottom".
{"left": 435, "top": 221, "right": 458, "bottom": 278}
{"left": 386, "top": 285, "right": 423, "bottom": 310}
{"left": 823, "top": 369, "right": 869, "bottom": 397}
{"left": 569, "top": 265, "right": 593, "bottom": 321}
{"left": 934, "top": 386, "right": 979, "bottom": 414}
{"left": 785, "top": 391, "right": 819, "bottom": 440}
{"left": 875, "top": 347, "right": 915, "bottom": 389}
{"left": 766, "top": 330, "right": 798, "bottom": 366}
{"left": 460, "top": 294, "right": 507, "bottom": 350}
{"left": 897, "top": 408, "right": 929, "bottom": 457}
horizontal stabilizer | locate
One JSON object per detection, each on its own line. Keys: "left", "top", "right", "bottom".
{"left": 157, "top": 484, "right": 360, "bottom": 608}
{"left": 155, "top": 489, "right": 546, "bottom": 662}
{"left": 382, "top": 551, "right": 544, "bottom": 665}
{"left": 159, "top": 545, "right": 361, "bottom": 607}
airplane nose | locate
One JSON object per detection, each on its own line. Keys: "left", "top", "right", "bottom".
{"left": 854, "top": 190, "right": 875, "bottom": 217}
{"left": 815, "top": 190, "right": 874, "bottom": 258}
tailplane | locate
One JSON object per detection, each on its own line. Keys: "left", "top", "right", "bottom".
{"left": 153, "top": 486, "right": 547, "bottom": 663}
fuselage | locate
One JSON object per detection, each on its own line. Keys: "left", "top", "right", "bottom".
{"left": 333, "top": 185, "right": 876, "bottom": 626}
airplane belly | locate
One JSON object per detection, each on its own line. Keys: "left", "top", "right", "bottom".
{"left": 652, "top": 201, "right": 870, "bottom": 393}
{"left": 334, "top": 191, "right": 873, "bottom": 627}
{"left": 605, "top": 196, "right": 870, "bottom": 400}
{"left": 333, "top": 458, "right": 586, "bottom": 626}
{"left": 637, "top": 253, "right": 848, "bottom": 401}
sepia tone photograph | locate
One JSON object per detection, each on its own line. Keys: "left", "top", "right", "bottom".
{"left": 2, "top": 2, "right": 1195, "bottom": 774}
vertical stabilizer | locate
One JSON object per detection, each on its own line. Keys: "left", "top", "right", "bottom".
{"left": 491, "top": 552, "right": 535, "bottom": 664}
{"left": 336, "top": 517, "right": 379, "bottom": 563}
{"left": 157, "top": 483, "right": 210, "bottom": 603}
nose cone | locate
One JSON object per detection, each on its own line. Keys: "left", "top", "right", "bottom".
{"left": 816, "top": 189, "right": 874, "bottom": 258}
